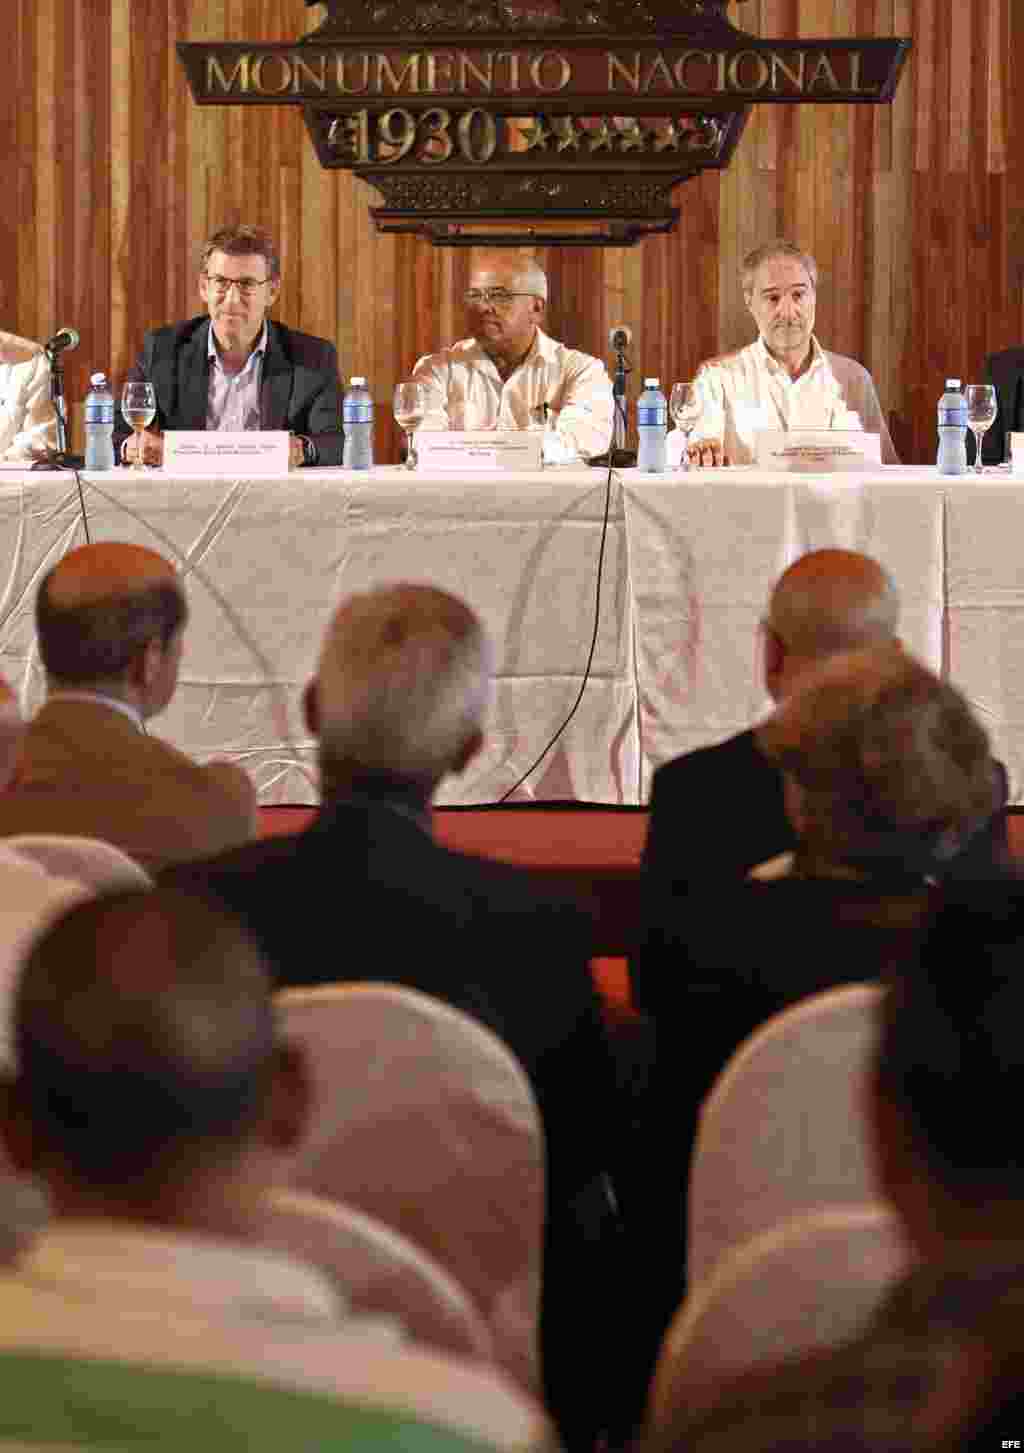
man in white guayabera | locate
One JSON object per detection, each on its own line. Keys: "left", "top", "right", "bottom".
{"left": 412, "top": 250, "right": 614, "bottom": 463}
{"left": 685, "top": 240, "right": 899, "bottom": 467}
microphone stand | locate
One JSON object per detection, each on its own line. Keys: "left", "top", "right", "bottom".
{"left": 38, "top": 351, "right": 84, "bottom": 470}
{"left": 587, "top": 340, "right": 637, "bottom": 468}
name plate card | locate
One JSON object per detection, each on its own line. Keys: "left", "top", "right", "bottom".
{"left": 754, "top": 429, "right": 883, "bottom": 473}
{"left": 415, "top": 430, "right": 543, "bottom": 473}
{"left": 163, "top": 431, "right": 291, "bottom": 475}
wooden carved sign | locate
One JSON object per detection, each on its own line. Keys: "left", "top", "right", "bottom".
{"left": 178, "top": 0, "right": 910, "bottom": 245}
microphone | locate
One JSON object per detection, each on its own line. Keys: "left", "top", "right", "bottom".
{"left": 608, "top": 325, "right": 632, "bottom": 352}
{"left": 44, "top": 327, "right": 80, "bottom": 357}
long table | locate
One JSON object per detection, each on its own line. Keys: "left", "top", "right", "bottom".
{"left": 0, "top": 465, "right": 1019, "bottom": 805}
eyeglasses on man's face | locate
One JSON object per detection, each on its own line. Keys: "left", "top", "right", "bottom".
{"left": 463, "top": 289, "right": 537, "bottom": 309}
{"left": 204, "top": 274, "right": 272, "bottom": 298}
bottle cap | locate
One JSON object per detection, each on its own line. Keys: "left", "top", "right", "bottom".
{"left": 349, "top": 376, "right": 366, "bottom": 386}
{"left": 89, "top": 372, "right": 108, "bottom": 387}
{"left": 945, "top": 379, "right": 961, "bottom": 389}
{"left": 644, "top": 377, "right": 660, "bottom": 387}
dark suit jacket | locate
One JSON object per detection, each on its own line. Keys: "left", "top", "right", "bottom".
{"left": 980, "top": 346, "right": 1024, "bottom": 465}
{"left": 0, "top": 699, "right": 255, "bottom": 874}
{"left": 165, "top": 792, "right": 646, "bottom": 1445}
{"left": 114, "top": 316, "right": 343, "bottom": 465}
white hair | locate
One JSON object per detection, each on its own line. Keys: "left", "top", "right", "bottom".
{"left": 316, "top": 584, "right": 494, "bottom": 782}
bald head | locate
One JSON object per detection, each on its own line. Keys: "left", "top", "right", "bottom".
{"left": 765, "top": 550, "right": 899, "bottom": 698}
{"left": 314, "top": 584, "right": 492, "bottom": 791}
{"left": 13, "top": 886, "right": 278, "bottom": 1193}
{"left": 37, "top": 543, "right": 186, "bottom": 691}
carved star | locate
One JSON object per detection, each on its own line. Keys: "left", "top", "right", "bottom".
{"left": 552, "top": 117, "right": 581, "bottom": 152}
{"left": 586, "top": 118, "right": 613, "bottom": 153}
{"left": 521, "top": 118, "right": 551, "bottom": 151}
{"left": 652, "top": 120, "right": 680, "bottom": 152}
{"left": 615, "top": 119, "right": 646, "bottom": 153}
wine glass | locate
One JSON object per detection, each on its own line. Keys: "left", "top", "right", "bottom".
{"left": 121, "top": 381, "right": 157, "bottom": 471}
{"left": 393, "top": 381, "right": 425, "bottom": 471}
{"left": 669, "top": 382, "right": 701, "bottom": 471}
{"left": 965, "top": 384, "right": 998, "bottom": 474}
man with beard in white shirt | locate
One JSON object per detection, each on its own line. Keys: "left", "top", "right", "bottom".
{"left": 684, "top": 240, "right": 898, "bottom": 467}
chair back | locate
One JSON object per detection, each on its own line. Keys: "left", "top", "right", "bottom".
{"left": 260, "top": 1189, "right": 494, "bottom": 1366}
{"left": 652, "top": 1202, "right": 910, "bottom": 1426}
{"left": 1, "top": 834, "right": 151, "bottom": 891}
{"left": 277, "top": 982, "right": 545, "bottom": 1395}
{"left": 688, "top": 982, "right": 884, "bottom": 1289}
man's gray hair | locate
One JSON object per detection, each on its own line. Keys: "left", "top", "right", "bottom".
{"left": 741, "top": 240, "right": 818, "bottom": 300}
{"left": 316, "top": 584, "right": 494, "bottom": 783}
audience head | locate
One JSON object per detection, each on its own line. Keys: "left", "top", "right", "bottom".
{"left": 762, "top": 548, "right": 900, "bottom": 701}
{"left": 308, "top": 584, "right": 493, "bottom": 805}
{"left": 871, "top": 882, "right": 1024, "bottom": 1255}
{"left": 36, "top": 543, "right": 186, "bottom": 718}
{"left": 758, "top": 643, "right": 996, "bottom": 877}
{"left": 464, "top": 250, "right": 547, "bottom": 364}
{"left": 4, "top": 886, "right": 309, "bottom": 1233}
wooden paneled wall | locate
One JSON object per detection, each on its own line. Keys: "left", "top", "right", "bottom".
{"left": 4, "top": 0, "right": 1021, "bottom": 463}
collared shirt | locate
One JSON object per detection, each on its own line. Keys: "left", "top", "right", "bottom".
{"left": 685, "top": 335, "right": 899, "bottom": 464}
{"left": 46, "top": 690, "right": 144, "bottom": 734}
{"left": 206, "top": 323, "right": 267, "bottom": 432}
{"left": 413, "top": 327, "right": 614, "bottom": 462}
{"left": 0, "top": 333, "right": 57, "bottom": 461}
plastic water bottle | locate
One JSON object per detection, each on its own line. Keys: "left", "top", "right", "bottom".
{"left": 937, "top": 378, "right": 968, "bottom": 475}
{"left": 636, "top": 377, "right": 667, "bottom": 472}
{"left": 342, "top": 377, "right": 374, "bottom": 470}
{"left": 83, "top": 372, "right": 115, "bottom": 471}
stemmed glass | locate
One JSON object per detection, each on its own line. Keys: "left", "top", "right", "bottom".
{"left": 965, "top": 384, "right": 998, "bottom": 474}
{"left": 393, "top": 381, "right": 425, "bottom": 471}
{"left": 121, "top": 381, "right": 157, "bottom": 471}
{"left": 669, "top": 382, "right": 701, "bottom": 471}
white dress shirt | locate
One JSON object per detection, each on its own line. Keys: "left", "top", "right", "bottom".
{"left": 0, "top": 332, "right": 57, "bottom": 461}
{"left": 206, "top": 323, "right": 266, "bottom": 432}
{"left": 413, "top": 327, "right": 614, "bottom": 462}
{"left": 688, "top": 336, "right": 899, "bottom": 464}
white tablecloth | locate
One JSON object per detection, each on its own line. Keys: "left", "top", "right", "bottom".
{"left": 0, "top": 468, "right": 635, "bottom": 806}
{"left": 0, "top": 464, "right": 1019, "bottom": 805}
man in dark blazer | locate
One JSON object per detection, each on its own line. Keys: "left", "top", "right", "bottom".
{"left": 976, "top": 345, "right": 1024, "bottom": 465}
{"left": 165, "top": 583, "right": 655, "bottom": 1449}
{"left": 0, "top": 542, "right": 256, "bottom": 873}
{"left": 114, "top": 224, "right": 342, "bottom": 468}
{"left": 638, "top": 548, "right": 1009, "bottom": 934}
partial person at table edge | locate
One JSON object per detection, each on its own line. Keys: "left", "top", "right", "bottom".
{"left": 114, "top": 224, "right": 343, "bottom": 470}
{"left": 977, "top": 344, "right": 1024, "bottom": 466}
{"left": 683, "top": 240, "right": 899, "bottom": 468}
{"left": 0, "top": 331, "right": 58, "bottom": 462}
{"left": 411, "top": 250, "right": 614, "bottom": 464}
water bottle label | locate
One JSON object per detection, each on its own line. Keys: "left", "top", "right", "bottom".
{"left": 938, "top": 406, "right": 967, "bottom": 428}
{"left": 637, "top": 406, "right": 666, "bottom": 427}
{"left": 84, "top": 403, "right": 115, "bottom": 424}
{"left": 343, "top": 404, "right": 373, "bottom": 424}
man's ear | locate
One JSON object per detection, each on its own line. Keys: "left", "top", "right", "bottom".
{"left": 262, "top": 1043, "right": 313, "bottom": 1153}
{"left": 451, "top": 727, "right": 484, "bottom": 777}
{"left": 0, "top": 1078, "right": 37, "bottom": 1177}
{"left": 126, "top": 637, "right": 163, "bottom": 694}
{"left": 302, "top": 680, "right": 319, "bottom": 737}
{"left": 762, "top": 625, "right": 786, "bottom": 698}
